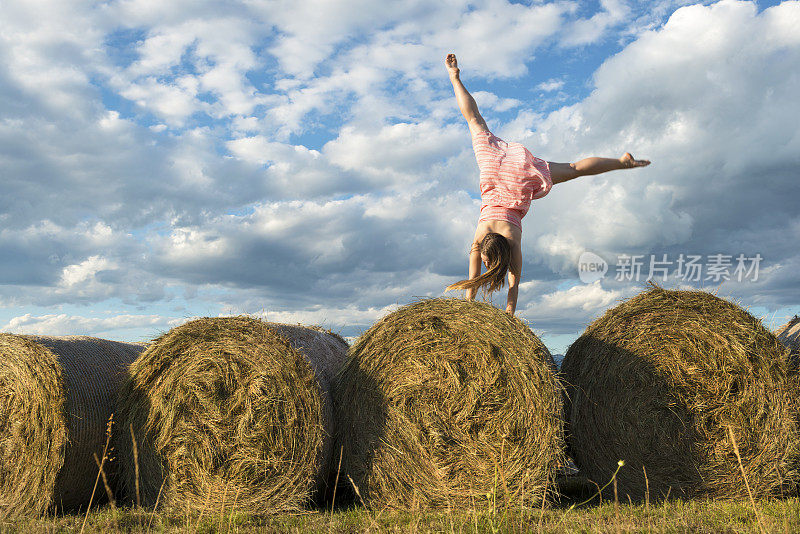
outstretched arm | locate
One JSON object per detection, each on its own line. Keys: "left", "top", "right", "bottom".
{"left": 446, "top": 53, "right": 489, "bottom": 136}
{"left": 549, "top": 153, "right": 651, "bottom": 185}
{"left": 466, "top": 241, "right": 482, "bottom": 301}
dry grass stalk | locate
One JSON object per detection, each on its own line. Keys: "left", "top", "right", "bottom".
{"left": 146, "top": 478, "right": 167, "bottom": 532}
{"left": 93, "top": 452, "right": 116, "bottom": 508}
{"left": 81, "top": 415, "right": 115, "bottom": 534}
{"left": 129, "top": 423, "right": 140, "bottom": 509}
{"left": 330, "top": 447, "right": 343, "bottom": 518}
{"left": 117, "top": 316, "right": 347, "bottom": 515}
{"left": 537, "top": 476, "right": 547, "bottom": 532}
{"left": 228, "top": 486, "right": 241, "bottom": 531}
{"left": 92, "top": 415, "right": 117, "bottom": 510}
{"left": 193, "top": 486, "right": 213, "bottom": 534}
{"left": 727, "top": 425, "right": 766, "bottom": 534}
{"left": 333, "top": 298, "right": 565, "bottom": 509}
{"left": 0, "top": 334, "right": 143, "bottom": 518}
{"left": 562, "top": 284, "right": 798, "bottom": 501}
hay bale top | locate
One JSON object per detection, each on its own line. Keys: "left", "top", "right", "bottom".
{"left": 337, "top": 298, "right": 564, "bottom": 508}
{"left": 573, "top": 285, "right": 786, "bottom": 373}
{"left": 350, "top": 298, "right": 554, "bottom": 394}
{"left": 562, "top": 284, "right": 794, "bottom": 499}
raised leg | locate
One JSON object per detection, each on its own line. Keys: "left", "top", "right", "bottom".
{"left": 446, "top": 53, "right": 489, "bottom": 136}
{"left": 549, "top": 153, "right": 651, "bottom": 185}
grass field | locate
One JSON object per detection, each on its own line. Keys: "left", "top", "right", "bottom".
{"left": 4, "top": 498, "right": 800, "bottom": 533}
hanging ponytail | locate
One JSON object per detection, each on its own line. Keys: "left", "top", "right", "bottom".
{"left": 446, "top": 233, "right": 511, "bottom": 294}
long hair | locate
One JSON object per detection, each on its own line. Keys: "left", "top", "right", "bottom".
{"left": 446, "top": 232, "right": 511, "bottom": 294}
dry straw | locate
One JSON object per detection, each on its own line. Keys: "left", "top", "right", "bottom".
{"left": 117, "top": 316, "right": 347, "bottom": 515}
{"left": 561, "top": 284, "right": 798, "bottom": 500}
{"left": 0, "top": 334, "right": 144, "bottom": 517}
{"left": 333, "top": 298, "right": 565, "bottom": 509}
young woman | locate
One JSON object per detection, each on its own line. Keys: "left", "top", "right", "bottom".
{"left": 444, "top": 53, "right": 650, "bottom": 314}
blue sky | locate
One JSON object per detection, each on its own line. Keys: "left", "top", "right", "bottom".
{"left": 1, "top": 0, "right": 798, "bottom": 354}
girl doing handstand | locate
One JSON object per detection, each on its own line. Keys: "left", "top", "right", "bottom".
{"left": 444, "top": 53, "right": 650, "bottom": 314}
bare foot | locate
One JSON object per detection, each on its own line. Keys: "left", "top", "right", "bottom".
{"left": 446, "top": 53, "right": 459, "bottom": 77}
{"left": 620, "top": 152, "right": 651, "bottom": 168}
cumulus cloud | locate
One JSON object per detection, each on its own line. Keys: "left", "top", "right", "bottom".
{"left": 517, "top": 281, "right": 629, "bottom": 334}
{"left": 146, "top": 184, "right": 477, "bottom": 302}
{"left": 58, "top": 255, "right": 119, "bottom": 292}
{"left": 324, "top": 122, "right": 465, "bottom": 183}
{"left": 107, "top": 17, "right": 270, "bottom": 125}
{"left": 560, "top": 0, "right": 631, "bottom": 47}
{"left": 1, "top": 313, "right": 170, "bottom": 336}
{"left": 226, "top": 136, "right": 372, "bottom": 197}
{"left": 0, "top": 0, "right": 797, "bottom": 346}
{"left": 0, "top": 221, "right": 122, "bottom": 286}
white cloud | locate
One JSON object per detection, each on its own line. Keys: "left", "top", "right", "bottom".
{"left": 561, "top": 0, "right": 631, "bottom": 47}
{"left": 227, "top": 137, "right": 321, "bottom": 166}
{"left": 324, "top": 121, "right": 465, "bottom": 183}
{"left": 252, "top": 304, "right": 402, "bottom": 333}
{"left": 536, "top": 79, "right": 565, "bottom": 92}
{"left": 105, "top": 16, "right": 271, "bottom": 125}
{"left": 472, "top": 91, "right": 522, "bottom": 112}
{"left": 1, "top": 313, "right": 169, "bottom": 336}
{"left": 150, "top": 184, "right": 477, "bottom": 278}
{"left": 491, "top": 280, "right": 631, "bottom": 334}
{"left": 426, "top": 1, "right": 568, "bottom": 77}
{"left": 0, "top": 219, "right": 172, "bottom": 306}
{"left": 59, "top": 256, "right": 118, "bottom": 287}
{"left": 0, "top": 0, "right": 107, "bottom": 119}
{"left": 226, "top": 136, "right": 367, "bottom": 196}
{"left": 118, "top": 75, "right": 201, "bottom": 125}
{"left": 260, "top": 0, "right": 425, "bottom": 77}
{"left": 124, "top": 24, "right": 196, "bottom": 77}
{"left": 221, "top": 1, "right": 572, "bottom": 137}
{"left": 537, "top": 282, "right": 624, "bottom": 313}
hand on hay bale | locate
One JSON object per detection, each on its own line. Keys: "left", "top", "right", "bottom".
{"left": 117, "top": 317, "right": 347, "bottom": 515}
{"left": 561, "top": 284, "right": 798, "bottom": 501}
{"left": 0, "top": 335, "right": 144, "bottom": 518}
{"left": 333, "top": 298, "right": 565, "bottom": 509}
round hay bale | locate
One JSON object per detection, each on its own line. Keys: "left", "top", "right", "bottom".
{"left": 334, "top": 298, "right": 564, "bottom": 509}
{"left": 562, "top": 285, "right": 797, "bottom": 500}
{"left": 0, "top": 334, "right": 144, "bottom": 517}
{"left": 776, "top": 315, "right": 800, "bottom": 370}
{"left": 118, "top": 317, "right": 347, "bottom": 514}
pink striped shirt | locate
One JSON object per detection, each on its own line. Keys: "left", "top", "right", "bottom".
{"left": 472, "top": 130, "right": 552, "bottom": 229}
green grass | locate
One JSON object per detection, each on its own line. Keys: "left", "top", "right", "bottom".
{"left": 4, "top": 499, "right": 800, "bottom": 533}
